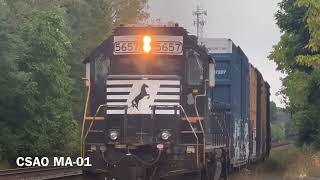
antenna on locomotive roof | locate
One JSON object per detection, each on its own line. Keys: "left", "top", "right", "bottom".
{"left": 193, "top": 5, "right": 207, "bottom": 40}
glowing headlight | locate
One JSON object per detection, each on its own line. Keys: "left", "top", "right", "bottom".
{"left": 143, "top": 35, "right": 152, "bottom": 53}
{"left": 109, "top": 130, "right": 119, "bottom": 141}
{"left": 160, "top": 131, "right": 171, "bottom": 140}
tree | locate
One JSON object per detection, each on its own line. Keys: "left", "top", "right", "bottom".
{"left": 0, "top": 0, "right": 149, "bottom": 162}
{"left": 61, "top": 0, "right": 149, "bottom": 122}
{"left": 270, "top": 101, "right": 278, "bottom": 122}
{"left": 269, "top": 0, "right": 320, "bottom": 148}
{"left": 271, "top": 123, "right": 285, "bottom": 142}
{"left": 1, "top": 0, "right": 149, "bottom": 123}
{"left": 112, "top": 0, "right": 149, "bottom": 25}
{"left": 269, "top": 101, "right": 294, "bottom": 142}
{"left": 0, "top": 1, "right": 31, "bottom": 160}
{"left": 0, "top": 7, "right": 78, "bottom": 160}
{"left": 17, "top": 10, "right": 78, "bottom": 157}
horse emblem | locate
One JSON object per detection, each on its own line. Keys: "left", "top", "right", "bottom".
{"left": 131, "top": 83, "right": 150, "bottom": 110}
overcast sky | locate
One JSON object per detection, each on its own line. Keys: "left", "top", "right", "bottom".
{"left": 148, "top": 0, "right": 285, "bottom": 107}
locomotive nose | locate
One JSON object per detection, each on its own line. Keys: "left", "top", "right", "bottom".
{"left": 105, "top": 75, "right": 180, "bottom": 145}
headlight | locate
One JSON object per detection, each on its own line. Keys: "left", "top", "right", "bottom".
{"left": 109, "top": 130, "right": 119, "bottom": 141}
{"left": 160, "top": 131, "right": 171, "bottom": 140}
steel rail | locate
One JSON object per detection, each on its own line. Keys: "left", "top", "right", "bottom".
{"left": 0, "top": 166, "right": 82, "bottom": 180}
{"left": 271, "top": 142, "right": 291, "bottom": 148}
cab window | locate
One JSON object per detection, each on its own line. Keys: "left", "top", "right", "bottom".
{"left": 187, "top": 50, "right": 203, "bottom": 85}
{"left": 95, "top": 54, "right": 110, "bottom": 83}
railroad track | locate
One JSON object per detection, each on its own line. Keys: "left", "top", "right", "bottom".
{"left": 0, "top": 166, "right": 82, "bottom": 180}
{"left": 272, "top": 142, "right": 291, "bottom": 148}
{"left": 271, "top": 142, "right": 293, "bottom": 151}
{"left": 0, "top": 143, "right": 292, "bottom": 180}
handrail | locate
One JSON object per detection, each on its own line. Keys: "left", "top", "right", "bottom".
{"left": 83, "top": 102, "right": 201, "bottom": 167}
{"left": 177, "top": 105, "right": 200, "bottom": 168}
{"left": 82, "top": 104, "right": 108, "bottom": 157}
{"left": 150, "top": 104, "right": 200, "bottom": 167}
{"left": 81, "top": 78, "right": 91, "bottom": 158}
{"left": 194, "top": 79, "right": 208, "bottom": 165}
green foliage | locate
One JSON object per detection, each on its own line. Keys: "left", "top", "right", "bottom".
{"left": 297, "top": 0, "right": 320, "bottom": 53}
{"left": 277, "top": 108, "right": 296, "bottom": 138}
{"left": 112, "top": 0, "right": 149, "bottom": 25}
{"left": 263, "top": 148, "right": 297, "bottom": 173}
{"left": 250, "top": 146, "right": 320, "bottom": 177}
{"left": 62, "top": 0, "right": 149, "bottom": 121}
{"left": 62, "top": 0, "right": 115, "bottom": 122}
{"left": 0, "top": 1, "right": 30, "bottom": 160}
{"left": 271, "top": 123, "right": 286, "bottom": 142}
{"left": 18, "top": 11, "right": 78, "bottom": 157}
{"left": 270, "top": 101, "right": 294, "bottom": 140}
{"left": 270, "top": 101, "right": 278, "bottom": 122}
{"left": 0, "top": 8, "right": 78, "bottom": 160}
{"left": 270, "top": 0, "right": 320, "bottom": 148}
{"left": 0, "top": 0, "right": 149, "bottom": 163}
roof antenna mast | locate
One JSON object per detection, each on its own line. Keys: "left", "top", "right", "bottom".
{"left": 193, "top": 5, "right": 207, "bottom": 40}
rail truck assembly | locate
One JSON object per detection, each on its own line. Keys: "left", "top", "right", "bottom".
{"left": 81, "top": 24, "right": 271, "bottom": 180}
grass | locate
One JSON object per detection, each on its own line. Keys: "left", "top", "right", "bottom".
{"left": 231, "top": 145, "right": 320, "bottom": 180}
{"left": 298, "top": 145, "right": 320, "bottom": 177}
{"left": 256, "top": 145, "right": 320, "bottom": 178}
{"left": 0, "top": 160, "right": 10, "bottom": 169}
{"left": 262, "top": 147, "right": 297, "bottom": 173}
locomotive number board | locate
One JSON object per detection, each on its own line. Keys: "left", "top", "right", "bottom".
{"left": 113, "top": 35, "right": 183, "bottom": 55}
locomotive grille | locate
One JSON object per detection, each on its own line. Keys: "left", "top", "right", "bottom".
{"left": 106, "top": 76, "right": 181, "bottom": 115}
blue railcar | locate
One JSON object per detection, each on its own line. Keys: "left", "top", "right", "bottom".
{"left": 200, "top": 38, "right": 251, "bottom": 167}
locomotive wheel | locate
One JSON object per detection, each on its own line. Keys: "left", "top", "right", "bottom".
{"left": 219, "top": 159, "right": 228, "bottom": 180}
{"left": 210, "top": 161, "right": 223, "bottom": 180}
{"left": 202, "top": 160, "right": 228, "bottom": 180}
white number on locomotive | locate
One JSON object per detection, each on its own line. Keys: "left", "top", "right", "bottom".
{"left": 114, "top": 41, "right": 139, "bottom": 54}
{"left": 154, "top": 41, "right": 182, "bottom": 54}
{"left": 113, "top": 35, "right": 183, "bottom": 55}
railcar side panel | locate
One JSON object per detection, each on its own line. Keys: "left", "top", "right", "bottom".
{"left": 200, "top": 38, "right": 250, "bottom": 167}
{"left": 261, "top": 80, "right": 267, "bottom": 156}
{"left": 256, "top": 70, "right": 263, "bottom": 158}
{"left": 266, "top": 82, "right": 271, "bottom": 157}
{"left": 249, "top": 65, "right": 258, "bottom": 160}
{"left": 239, "top": 48, "right": 250, "bottom": 163}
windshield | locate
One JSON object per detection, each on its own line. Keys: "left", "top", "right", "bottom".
{"left": 110, "top": 56, "right": 183, "bottom": 75}
{"left": 187, "top": 51, "right": 203, "bottom": 85}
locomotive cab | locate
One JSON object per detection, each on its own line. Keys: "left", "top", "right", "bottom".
{"left": 82, "top": 25, "right": 221, "bottom": 180}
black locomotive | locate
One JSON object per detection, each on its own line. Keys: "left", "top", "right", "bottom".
{"left": 81, "top": 24, "right": 270, "bottom": 180}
